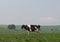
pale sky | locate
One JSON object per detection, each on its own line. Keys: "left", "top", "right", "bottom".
{"left": 0, "top": 0, "right": 60, "bottom": 25}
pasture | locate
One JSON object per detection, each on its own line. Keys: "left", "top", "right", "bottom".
{"left": 0, "top": 25, "right": 60, "bottom": 42}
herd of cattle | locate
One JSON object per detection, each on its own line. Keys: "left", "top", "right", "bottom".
{"left": 8, "top": 24, "right": 40, "bottom": 32}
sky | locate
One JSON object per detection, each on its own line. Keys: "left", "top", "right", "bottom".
{"left": 0, "top": 0, "right": 60, "bottom": 25}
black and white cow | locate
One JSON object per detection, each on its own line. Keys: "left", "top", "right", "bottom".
{"left": 21, "top": 24, "right": 40, "bottom": 35}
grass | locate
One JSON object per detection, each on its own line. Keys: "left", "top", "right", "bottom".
{"left": 0, "top": 33, "right": 60, "bottom": 42}
{"left": 0, "top": 25, "right": 60, "bottom": 42}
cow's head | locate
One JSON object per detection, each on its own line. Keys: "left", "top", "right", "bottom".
{"left": 21, "top": 25, "right": 28, "bottom": 29}
{"left": 21, "top": 25, "right": 24, "bottom": 29}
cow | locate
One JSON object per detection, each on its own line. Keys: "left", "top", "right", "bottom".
{"left": 8, "top": 24, "right": 16, "bottom": 30}
{"left": 21, "top": 24, "right": 40, "bottom": 35}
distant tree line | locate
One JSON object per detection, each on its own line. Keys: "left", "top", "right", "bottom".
{"left": 8, "top": 24, "right": 16, "bottom": 29}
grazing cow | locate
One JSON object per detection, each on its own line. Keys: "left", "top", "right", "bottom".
{"left": 21, "top": 24, "right": 40, "bottom": 35}
{"left": 8, "top": 24, "right": 16, "bottom": 30}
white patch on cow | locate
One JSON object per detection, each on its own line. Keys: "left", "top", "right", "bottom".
{"left": 35, "top": 27, "right": 37, "bottom": 29}
{"left": 35, "top": 29, "right": 38, "bottom": 31}
{"left": 30, "top": 28, "right": 31, "bottom": 31}
{"left": 27, "top": 25, "right": 31, "bottom": 31}
{"left": 27, "top": 25, "right": 31, "bottom": 28}
{"left": 35, "top": 27, "right": 38, "bottom": 31}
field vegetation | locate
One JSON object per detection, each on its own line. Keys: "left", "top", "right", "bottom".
{"left": 0, "top": 25, "right": 60, "bottom": 42}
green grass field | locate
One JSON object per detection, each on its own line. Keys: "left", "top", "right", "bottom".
{"left": 0, "top": 25, "right": 60, "bottom": 42}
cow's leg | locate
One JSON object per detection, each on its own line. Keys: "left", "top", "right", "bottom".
{"left": 26, "top": 30, "right": 29, "bottom": 35}
{"left": 35, "top": 29, "right": 40, "bottom": 36}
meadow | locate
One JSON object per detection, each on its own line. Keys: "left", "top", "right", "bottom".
{"left": 0, "top": 25, "right": 60, "bottom": 42}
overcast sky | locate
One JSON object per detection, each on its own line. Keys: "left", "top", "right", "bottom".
{"left": 0, "top": 0, "right": 60, "bottom": 25}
